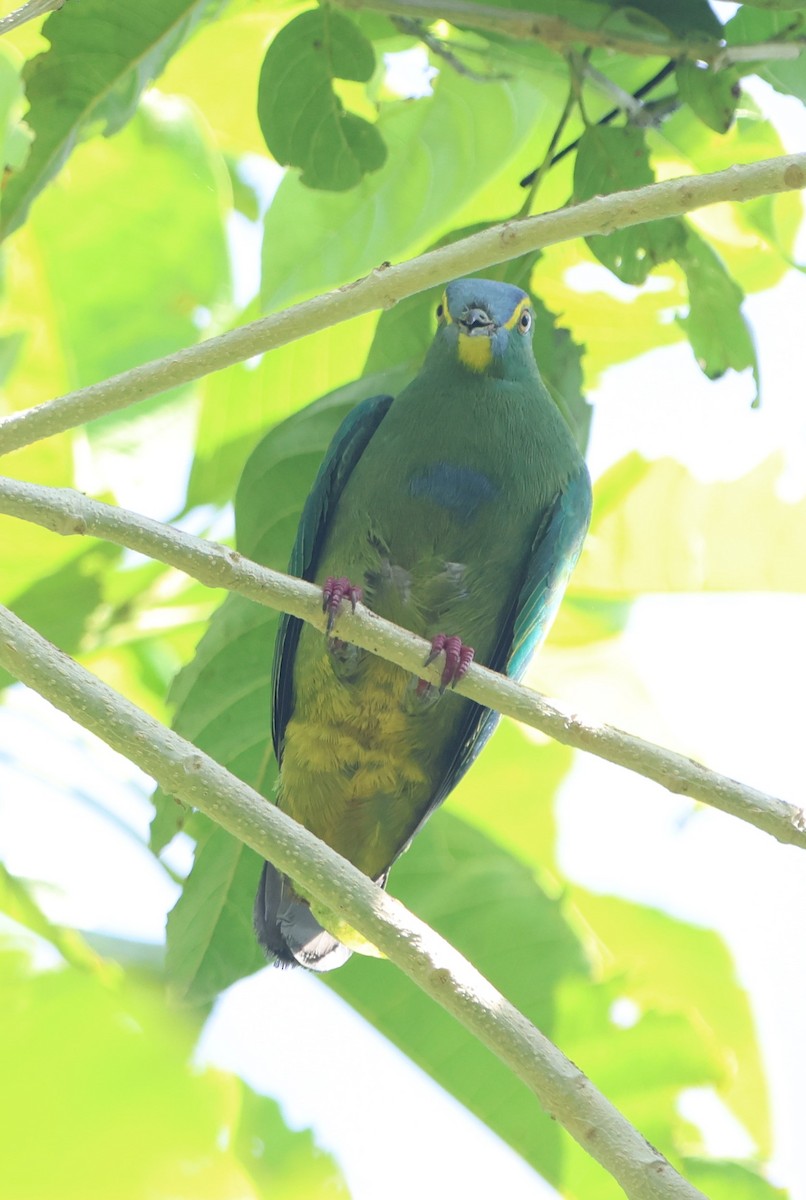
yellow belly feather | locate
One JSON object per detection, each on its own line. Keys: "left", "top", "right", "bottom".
{"left": 278, "top": 639, "right": 430, "bottom": 878}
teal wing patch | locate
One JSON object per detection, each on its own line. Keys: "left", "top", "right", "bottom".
{"left": 507, "top": 461, "right": 592, "bottom": 680}
{"left": 271, "top": 393, "right": 395, "bottom": 759}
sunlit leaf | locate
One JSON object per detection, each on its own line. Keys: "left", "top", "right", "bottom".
{"left": 577, "top": 453, "right": 806, "bottom": 594}
{"left": 233, "top": 1082, "right": 351, "bottom": 1199}
{"left": 159, "top": 7, "right": 293, "bottom": 155}
{"left": 0, "top": 45, "right": 31, "bottom": 193}
{"left": 651, "top": 105, "right": 802, "bottom": 290}
{"left": 0, "top": 943, "right": 254, "bottom": 1200}
{"left": 531, "top": 237, "right": 687, "bottom": 387}
{"left": 683, "top": 1158, "right": 788, "bottom": 1200}
{"left": 676, "top": 226, "right": 758, "bottom": 396}
{"left": 571, "top": 890, "right": 771, "bottom": 1156}
{"left": 26, "top": 95, "right": 230, "bottom": 397}
{"left": 0, "top": 541, "right": 121, "bottom": 692}
{"left": 0, "top": 0, "right": 220, "bottom": 237}
{"left": 0, "top": 862, "right": 107, "bottom": 974}
{"left": 186, "top": 309, "right": 378, "bottom": 510}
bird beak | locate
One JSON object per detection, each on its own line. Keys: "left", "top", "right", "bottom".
{"left": 457, "top": 306, "right": 496, "bottom": 336}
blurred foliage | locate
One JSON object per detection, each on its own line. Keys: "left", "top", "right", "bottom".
{"left": 0, "top": 0, "right": 804, "bottom": 1196}
{"left": 0, "top": 935, "right": 347, "bottom": 1199}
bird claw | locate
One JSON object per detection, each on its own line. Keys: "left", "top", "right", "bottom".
{"left": 423, "top": 633, "right": 475, "bottom": 694}
{"left": 322, "top": 576, "right": 363, "bottom": 636}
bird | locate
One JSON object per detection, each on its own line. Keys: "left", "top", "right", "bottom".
{"left": 254, "top": 277, "right": 592, "bottom": 971}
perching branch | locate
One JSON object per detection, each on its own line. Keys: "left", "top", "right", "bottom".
{"left": 0, "top": 599, "right": 707, "bottom": 1200}
{"left": 1, "top": 474, "right": 803, "bottom": 852}
{"left": 0, "top": 0, "right": 65, "bottom": 34}
{"left": 0, "top": 152, "right": 804, "bottom": 458}
{"left": 333, "top": 0, "right": 805, "bottom": 66}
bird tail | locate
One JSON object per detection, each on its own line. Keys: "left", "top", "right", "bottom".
{"left": 253, "top": 860, "right": 353, "bottom": 972}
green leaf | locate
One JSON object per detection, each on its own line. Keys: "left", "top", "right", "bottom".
{"left": 575, "top": 453, "right": 806, "bottom": 595}
{"left": 555, "top": 981, "right": 723, "bottom": 1198}
{"left": 1, "top": 0, "right": 218, "bottom": 238}
{"left": 0, "top": 943, "right": 249, "bottom": 1200}
{"left": 186, "top": 308, "right": 378, "bottom": 510}
{"left": 258, "top": 8, "right": 386, "bottom": 191}
{"left": 328, "top": 801, "right": 728, "bottom": 1194}
{"left": 234, "top": 1084, "right": 350, "bottom": 1199}
{"left": 261, "top": 68, "right": 543, "bottom": 310}
{"left": 676, "top": 227, "right": 758, "bottom": 395}
{"left": 676, "top": 60, "right": 740, "bottom": 134}
{"left": 650, "top": 104, "right": 802, "bottom": 291}
{"left": 0, "top": 45, "right": 31, "bottom": 191}
{"left": 571, "top": 890, "right": 772, "bottom": 1156}
{"left": 683, "top": 1158, "right": 788, "bottom": 1199}
{"left": 531, "top": 235, "right": 688, "bottom": 386}
{"left": 25, "top": 97, "right": 230, "bottom": 397}
{"left": 166, "top": 822, "right": 265, "bottom": 1005}
{"left": 329, "top": 810, "right": 589, "bottom": 1190}
{"left": 0, "top": 862, "right": 105, "bottom": 974}
{"left": 158, "top": 371, "right": 775, "bottom": 1189}
{"left": 449, "top": 721, "right": 571, "bottom": 878}
{"left": 725, "top": 8, "right": 806, "bottom": 102}
{"left": 0, "top": 542, "right": 121, "bottom": 692}
{"left": 574, "top": 125, "right": 685, "bottom": 285}
{"left": 150, "top": 593, "right": 280, "bottom": 852}
{"left": 159, "top": 7, "right": 294, "bottom": 156}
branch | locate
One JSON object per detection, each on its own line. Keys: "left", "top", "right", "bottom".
{"left": 332, "top": 0, "right": 804, "bottom": 65}
{"left": 0, "top": 0, "right": 65, "bottom": 34}
{"left": 0, "top": 152, "right": 804, "bottom": 458}
{"left": 0, "top": 599, "right": 707, "bottom": 1200}
{"left": 1, "top": 474, "right": 803, "bottom": 851}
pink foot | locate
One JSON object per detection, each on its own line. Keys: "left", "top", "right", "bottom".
{"left": 322, "top": 576, "right": 363, "bottom": 635}
{"left": 423, "top": 633, "right": 475, "bottom": 693}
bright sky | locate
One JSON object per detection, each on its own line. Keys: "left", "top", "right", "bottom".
{"left": 1, "top": 43, "right": 805, "bottom": 1200}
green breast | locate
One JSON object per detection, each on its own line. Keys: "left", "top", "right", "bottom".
{"left": 277, "top": 365, "right": 581, "bottom": 876}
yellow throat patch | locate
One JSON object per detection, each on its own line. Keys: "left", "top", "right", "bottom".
{"left": 457, "top": 332, "right": 493, "bottom": 372}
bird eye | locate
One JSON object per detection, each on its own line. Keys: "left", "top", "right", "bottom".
{"left": 436, "top": 303, "right": 444, "bottom": 321}
{"left": 519, "top": 309, "right": 533, "bottom": 334}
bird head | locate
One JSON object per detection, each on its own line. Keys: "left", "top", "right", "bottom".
{"left": 429, "top": 277, "right": 538, "bottom": 380}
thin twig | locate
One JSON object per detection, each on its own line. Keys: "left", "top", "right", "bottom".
{"left": 0, "top": 0, "right": 65, "bottom": 34}
{"left": 390, "top": 15, "right": 508, "bottom": 81}
{"left": 520, "top": 60, "right": 677, "bottom": 187}
{"left": 518, "top": 72, "right": 578, "bottom": 215}
{"left": 0, "top": 152, "right": 804, "bottom": 459}
{"left": 715, "top": 39, "right": 804, "bottom": 70}
{"left": 0, "top": 474, "right": 803, "bottom": 852}
{"left": 0, "top": 599, "right": 709, "bottom": 1200}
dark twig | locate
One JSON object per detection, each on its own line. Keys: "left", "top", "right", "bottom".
{"left": 520, "top": 60, "right": 676, "bottom": 188}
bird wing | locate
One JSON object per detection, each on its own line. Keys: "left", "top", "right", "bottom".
{"left": 395, "top": 460, "right": 592, "bottom": 853}
{"left": 271, "top": 393, "right": 395, "bottom": 760}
